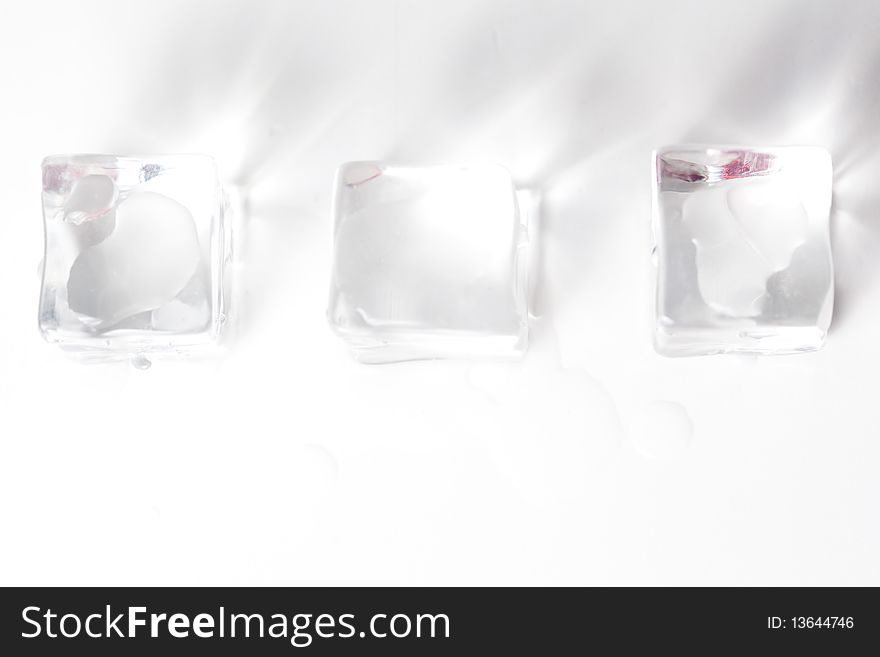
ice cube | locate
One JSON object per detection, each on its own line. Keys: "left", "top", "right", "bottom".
{"left": 327, "top": 162, "right": 530, "bottom": 363}
{"left": 39, "top": 154, "right": 228, "bottom": 360}
{"left": 652, "top": 146, "right": 833, "bottom": 356}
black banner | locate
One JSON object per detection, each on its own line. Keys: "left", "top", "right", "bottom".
{"left": 0, "top": 587, "right": 875, "bottom": 654}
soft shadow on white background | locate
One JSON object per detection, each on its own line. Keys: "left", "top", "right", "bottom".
{"left": 0, "top": 0, "right": 878, "bottom": 585}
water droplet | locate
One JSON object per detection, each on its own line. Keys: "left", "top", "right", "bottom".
{"left": 627, "top": 401, "right": 693, "bottom": 460}
{"left": 130, "top": 354, "right": 152, "bottom": 370}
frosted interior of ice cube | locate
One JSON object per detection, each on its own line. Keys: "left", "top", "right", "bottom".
{"left": 40, "top": 154, "right": 227, "bottom": 359}
{"left": 652, "top": 146, "right": 833, "bottom": 356}
{"left": 328, "top": 162, "right": 529, "bottom": 363}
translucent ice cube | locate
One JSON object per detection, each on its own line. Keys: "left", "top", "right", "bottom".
{"left": 39, "top": 154, "right": 228, "bottom": 360}
{"left": 327, "top": 163, "right": 529, "bottom": 363}
{"left": 652, "top": 146, "right": 833, "bottom": 356}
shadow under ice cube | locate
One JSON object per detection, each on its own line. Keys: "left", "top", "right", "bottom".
{"left": 39, "top": 154, "right": 227, "bottom": 360}
{"left": 652, "top": 146, "right": 833, "bottom": 356}
{"left": 327, "top": 162, "right": 529, "bottom": 363}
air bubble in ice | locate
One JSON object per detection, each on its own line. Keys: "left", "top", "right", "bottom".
{"left": 67, "top": 191, "right": 201, "bottom": 327}
{"left": 682, "top": 178, "right": 808, "bottom": 317}
{"left": 63, "top": 174, "right": 117, "bottom": 225}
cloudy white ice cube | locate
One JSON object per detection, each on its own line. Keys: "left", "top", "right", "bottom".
{"left": 328, "top": 163, "right": 529, "bottom": 363}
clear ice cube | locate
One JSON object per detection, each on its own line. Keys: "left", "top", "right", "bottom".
{"left": 39, "top": 154, "right": 228, "bottom": 360}
{"left": 327, "top": 162, "right": 529, "bottom": 363}
{"left": 652, "top": 146, "right": 833, "bottom": 356}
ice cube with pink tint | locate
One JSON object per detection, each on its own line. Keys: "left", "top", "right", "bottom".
{"left": 652, "top": 146, "right": 833, "bottom": 356}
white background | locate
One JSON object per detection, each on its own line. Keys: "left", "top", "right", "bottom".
{"left": 1, "top": 0, "right": 878, "bottom": 585}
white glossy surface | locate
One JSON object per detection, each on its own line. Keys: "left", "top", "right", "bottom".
{"left": 1, "top": 0, "right": 879, "bottom": 585}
